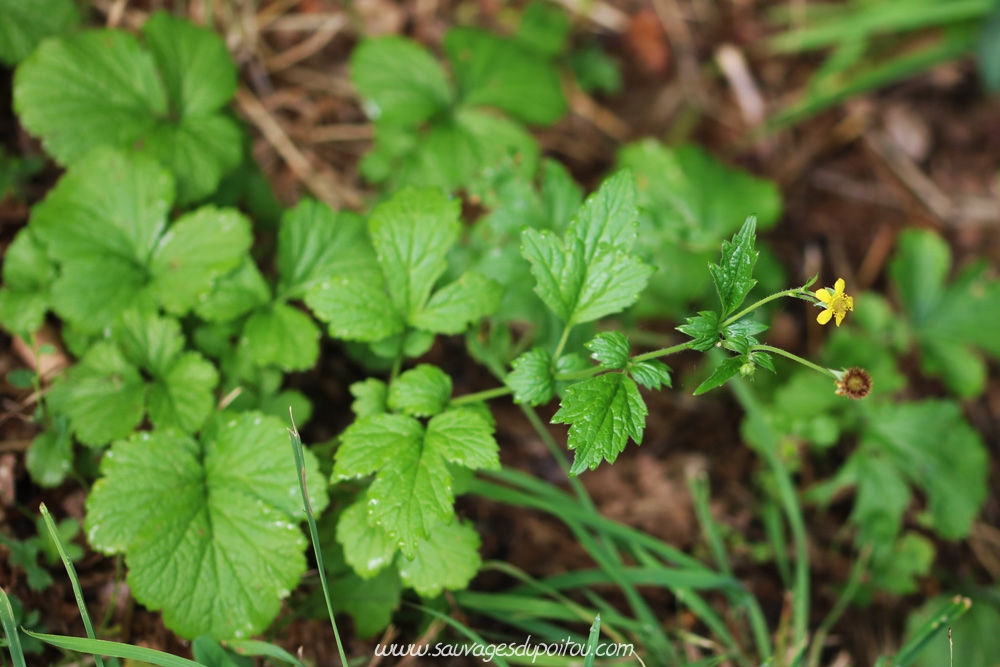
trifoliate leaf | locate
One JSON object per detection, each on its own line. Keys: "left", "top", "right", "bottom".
{"left": 410, "top": 271, "right": 503, "bottom": 334}
{"left": 47, "top": 342, "right": 146, "bottom": 446}
{"left": 863, "top": 400, "right": 988, "bottom": 540}
{"left": 370, "top": 189, "right": 461, "bottom": 318}
{"left": 552, "top": 373, "right": 646, "bottom": 476}
{"left": 516, "top": 1, "right": 570, "bottom": 56}
{"left": 350, "top": 36, "right": 453, "bottom": 127}
{"left": 242, "top": 303, "right": 320, "bottom": 372}
{"left": 195, "top": 257, "right": 272, "bottom": 322}
{"left": 397, "top": 518, "right": 482, "bottom": 598}
{"left": 0, "top": 0, "right": 79, "bottom": 65}
{"left": 586, "top": 331, "right": 630, "bottom": 369}
{"left": 710, "top": 216, "right": 758, "bottom": 318}
{"left": 334, "top": 411, "right": 499, "bottom": 557}
{"left": 677, "top": 311, "right": 721, "bottom": 351}
{"left": 388, "top": 365, "right": 453, "bottom": 418}
{"left": 444, "top": 27, "right": 566, "bottom": 125}
{"left": 147, "top": 352, "right": 219, "bottom": 432}
{"left": 277, "top": 201, "right": 376, "bottom": 300}
{"left": 693, "top": 356, "right": 745, "bottom": 395}
{"left": 115, "top": 307, "right": 185, "bottom": 377}
{"left": 0, "top": 227, "right": 55, "bottom": 337}
{"left": 337, "top": 499, "right": 397, "bottom": 579}
{"left": 306, "top": 273, "right": 405, "bottom": 342}
{"left": 86, "top": 413, "right": 329, "bottom": 639}
{"left": 14, "top": 12, "right": 240, "bottom": 204}
{"left": 521, "top": 171, "right": 652, "bottom": 324}
{"left": 351, "top": 379, "right": 389, "bottom": 418}
{"left": 629, "top": 360, "right": 672, "bottom": 390}
{"left": 506, "top": 347, "right": 555, "bottom": 406}
{"left": 25, "top": 419, "right": 72, "bottom": 488}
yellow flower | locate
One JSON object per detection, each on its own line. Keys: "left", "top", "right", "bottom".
{"left": 815, "top": 278, "right": 854, "bottom": 326}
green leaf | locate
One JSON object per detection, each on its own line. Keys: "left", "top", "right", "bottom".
{"left": 864, "top": 400, "right": 988, "bottom": 539}
{"left": 350, "top": 379, "right": 388, "bottom": 418}
{"left": 506, "top": 348, "right": 555, "bottom": 406}
{"left": 848, "top": 452, "right": 911, "bottom": 545}
{"left": 586, "top": 331, "right": 630, "bottom": 369}
{"left": 397, "top": 518, "right": 482, "bottom": 598}
{"left": 516, "top": 2, "right": 570, "bottom": 56}
{"left": 709, "top": 216, "right": 758, "bottom": 318}
{"left": 25, "top": 420, "right": 72, "bottom": 488}
{"left": 521, "top": 171, "right": 653, "bottom": 324}
{"left": 629, "top": 360, "right": 672, "bottom": 390}
{"left": 978, "top": 6, "right": 1000, "bottom": 93}
{"left": 85, "top": 413, "right": 328, "bottom": 639}
{"left": 889, "top": 230, "right": 950, "bottom": 325}
{"left": 444, "top": 27, "right": 566, "bottom": 125}
{"left": 277, "top": 201, "right": 376, "bottom": 300}
{"left": 388, "top": 365, "right": 453, "bottom": 417}
{"left": 147, "top": 352, "right": 219, "bottom": 432}
{"left": 47, "top": 342, "right": 146, "bottom": 446}
{"left": 149, "top": 206, "right": 253, "bottom": 315}
{"left": 868, "top": 532, "right": 935, "bottom": 596}
{"left": 678, "top": 314, "right": 721, "bottom": 351}
{"left": 242, "top": 303, "right": 320, "bottom": 372}
{"left": 115, "top": 307, "right": 185, "bottom": 377}
{"left": 6, "top": 368, "right": 36, "bottom": 389}
{"left": 350, "top": 36, "right": 453, "bottom": 127}
{"left": 908, "top": 591, "right": 1000, "bottom": 667}
{"left": 410, "top": 271, "right": 503, "bottom": 334}
{"left": 569, "top": 43, "right": 622, "bottom": 95}
{"left": 693, "top": 356, "right": 745, "bottom": 396}
{"left": 0, "top": 0, "right": 79, "bottom": 65}
{"left": 337, "top": 500, "right": 397, "bottom": 578}
{"left": 552, "top": 373, "right": 646, "bottom": 476}
{"left": 0, "top": 535, "right": 52, "bottom": 591}
{"left": 326, "top": 539, "right": 401, "bottom": 638}
{"left": 370, "top": 188, "right": 461, "bottom": 318}
{"left": 195, "top": 257, "right": 272, "bottom": 323}
{"left": 334, "top": 410, "right": 498, "bottom": 557}
{"left": 14, "top": 13, "right": 240, "bottom": 203}
{"left": 0, "top": 227, "right": 55, "bottom": 337}
{"left": 305, "top": 273, "right": 405, "bottom": 342}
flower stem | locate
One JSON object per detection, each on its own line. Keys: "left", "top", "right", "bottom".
{"left": 751, "top": 344, "right": 838, "bottom": 379}
{"left": 451, "top": 385, "right": 513, "bottom": 406}
{"left": 631, "top": 341, "right": 695, "bottom": 363}
{"left": 552, "top": 324, "right": 573, "bottom": 361}
{"left": 722, "top": 288, "right": 812, "bottom": 328}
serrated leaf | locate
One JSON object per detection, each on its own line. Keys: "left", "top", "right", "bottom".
{"left": 423, "top": 408, "right": 500, "bottom": 471}
{"left": 629, "top": 360, "right": 672, "bottom": 390}
{"left": 410, "top": 271, "right": 503, "bottom": 334}
{"left": 114, "top": 308, "right": 185, "bottom": 378}
{"left": 306, "top": 273, "right": 405, "bottom": 342}
{"left": 0, "top": 0, "right": 79, "bottom": 66}
{"left": 350, "top": 379, "right": 388, "bottom": 418}
{"left": 277, "top": 201, "right": 376, "bottom": 300}
{"left": 506, "top": 347, "right": 554, "bottom": 406}
{"left": 444, "top": 27, "right": 566, "bottom": 125}
{"left": 50, "top": 258, "right": 151, "bottom": 333}
{"left": 15, "top": 13, "right": 240, "bottom": 203}
{"left": 388, "top": 364, "right": 452, "bottom": 417}
{"left": 336, "top": 500, "right": 398, "bottom": 579}
{"left": 350, "top": 36, "right": 453, "bottom": 127}
{"left": 710, "top": 215, "right": 758, "bottom": 318}
{"left": 47, "top": 342, "right": 146, "bottom": 446}
{"left": 566, "top": 170, "right": 640, "bottom": 259}
{"left": 586, "top": 331, "right": 630, "bottom": 369}
{"left": 150, "top": 206, "right": 253, "bottom": 315}
{"left": 570, "top": 244, "right": 654, "bottom": 323}
{"left": 195, "top": 257, "right": 272, "bottom": 322}
{"left": 397, "top": 518, "right": 482, "bottom": 598}
{"left": 863, "top": 400, "right": 988, "bottom": 540}
{"left": 85, "top": 413, "right": 328, "bottom": 639}
{"left": 554, "top": 352, "right": 590, "bottom": 399}
{"left": 370, "top": 188, "right": 461, "bottom": 318}
{"left": 552, "top": 373, "right": 646, "bottom": 476}
{"left": 0, "top": 227, "right": 55, "bottom": 337}
{"left": 147, "top": 351, "right": 219, "bottom": 432}
{"left": 693, "top": 356, "right": 745, "bottom": 395}
{"left": 677, "top": 311, "right": 721, "bottom": 351}
{"left": 242, "top": 303, "right": 320, "bottom": 372}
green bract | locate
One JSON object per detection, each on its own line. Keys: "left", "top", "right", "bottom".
{"left": 305, "top": 188, "right": 502, "bottom": 352}
{"left": 85, "top": 412, "right": 329, "bottom": 639}
{"left": 14, "top": 11, "right": 241, "bottom": 204}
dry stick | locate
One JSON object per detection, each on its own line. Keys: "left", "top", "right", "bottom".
{"left": 550, "top": 0, "right": 628, "bottom": 31}
{"left": 234, "top": 87, "right": 363, "bottom": 209}
{"left": 255, "top": 0, "right": 302, "bottom": 31}
{"left": 567, "top": 79, "right": 631, "bottom": 142}
{"left": 304, "top": 124, "right": 374, "bottom": 143}
{"left": 265, "top": 15, "right": 347, "bottom": 72}
{"left": 650, "top": 0, "right": 706, "bottom": 108}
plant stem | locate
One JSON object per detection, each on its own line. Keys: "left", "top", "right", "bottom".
{"left": 451, "top": 386, "right": 513, "bottom": 405}
{"left": 552, "top": 324, "right": 573, "bottom": 361}
{"left": 631, "top": 341, "right": 695, "bottom": 363}
{"left": 722, "top": 288, "right": 811, "bottom": 327}
{"left": 751, "top": 344, "right": 838, "bottom": 379}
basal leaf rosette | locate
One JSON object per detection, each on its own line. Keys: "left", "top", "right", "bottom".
{"left": 85, "top": 413, "right": 329, "bottom": 639}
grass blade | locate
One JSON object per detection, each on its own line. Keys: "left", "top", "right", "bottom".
{"left": 224, "top": 639, "right": 307, "bottom": 666}
{"left": 892, "top": 596, "right": 971, "bottom": 667}
{"left": 39, "top": 502, "right": 105, "bottom": 667}
{"left": 0, "top": 587, "right": 27, "bottom": 667}
{"left": 23, "top": 631, "right": 204, "bottom": 667}
{"left": 582, "top": 614, "right": 600, "bottom": 667}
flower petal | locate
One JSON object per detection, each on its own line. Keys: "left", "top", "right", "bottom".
{"left": 815, "top": 288, "right": 832, "bottom": 303}
{"left": 834, "top": 310, "right": 846, "bottom": 326}
{"left": 817, "top": 309, "right": 833, "bottom": 325}
{"left": 834, "top": 278, "right": 845, "bottom": 295}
